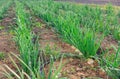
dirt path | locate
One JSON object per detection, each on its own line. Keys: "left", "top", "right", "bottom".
{"left": 56, "top": 0, "right": 120, "bottom": 6}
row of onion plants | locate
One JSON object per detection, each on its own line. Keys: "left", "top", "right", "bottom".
{"left": 0, "top": 0, "right": 13, "bottom": 19}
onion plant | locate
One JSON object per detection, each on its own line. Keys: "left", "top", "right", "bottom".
{"left": 15, "top": 1, "right": 39, "bottom": 76}
{"left": 112, "top": 27, "right": 120, "bottom": 41}
{"left": 1, "top": 53, "right": 63, "bottom": 79}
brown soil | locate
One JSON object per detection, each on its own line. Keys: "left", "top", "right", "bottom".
{"left": 54, "top": 58, "right": 108, "bottom": 79}
{"left": 101, "top": 35, "right": 118, "bottom": 54}
{"left": 0, "top": 6, "right": 19, "bottom": 79}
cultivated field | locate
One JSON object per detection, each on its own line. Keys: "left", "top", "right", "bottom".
{"left": 0, "top": 0, "right": 120, "bottom": 79}
{"left": 56, "top": 0, "right": 120, "bottom": 6}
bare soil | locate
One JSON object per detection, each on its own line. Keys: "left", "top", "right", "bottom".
{"left": 101, "top": 35, "right": 118, "bottom": 53}
{"left": 0, "top": 6, "right": 19, "bottom": 79}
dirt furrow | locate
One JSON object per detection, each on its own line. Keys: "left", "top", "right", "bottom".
{"left": 0, "top": 5, "right": 19, "bottom": 79}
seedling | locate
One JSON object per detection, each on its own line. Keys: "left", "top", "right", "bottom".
{"left": 0, "top": 52, "right": 5, "bottom": 60}
{"left": 0, "top": 26, "right": 4, "bottom": 30}
{"left": 34, "top": 22, "right": 42, "bottom": 28}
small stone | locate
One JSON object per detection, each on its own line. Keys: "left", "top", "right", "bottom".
{"left": 71, "top": 46, "right": 76, "bottom": 49}
{"left": 76, "top": 67, "right": 82, "bottom": 71}
{"left": 67, "top": 70, "right": 69, "bottom": 73}
{"left": 77, "top": 72, "right": 85, "bottom": 76}
{"left": 75, "top": 49, "right": 80, "bottom": 53}
{"left": 87, "top": 59, "right": 94, "bottom": 65}
{"left": 57, "top": 73, "right": 62, "bottom": 78}
{"left": 69, "top": 58, "right": 73, "bottom": 62}
{"left": 99, "top": 68, "right": 106, "bottom": 75}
